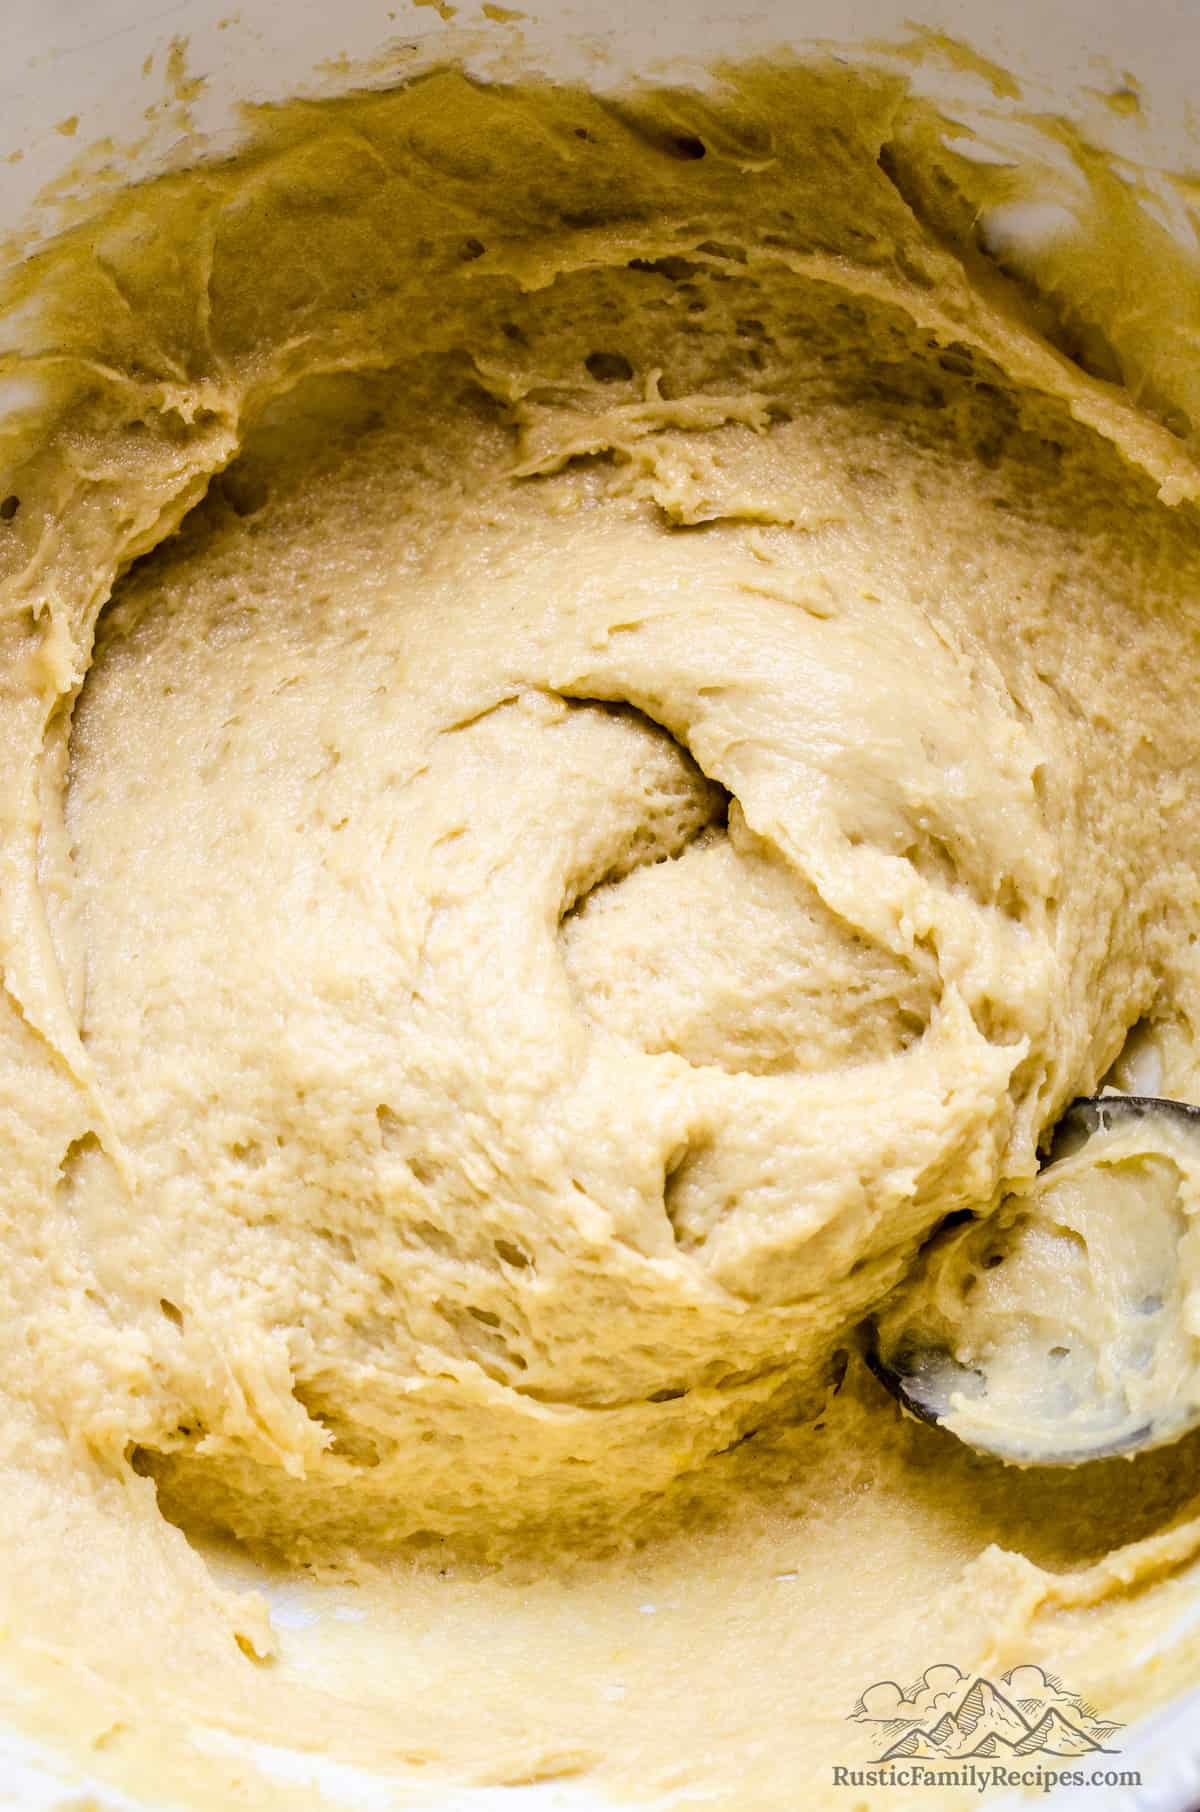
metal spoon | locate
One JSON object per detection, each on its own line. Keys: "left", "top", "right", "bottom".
{"left": 864, "top": 1095, "right": 1200, "bottom": 1465}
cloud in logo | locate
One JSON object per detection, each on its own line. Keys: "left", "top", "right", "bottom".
{"left": 1006, "top": 1665, "right": 1060, "bottom": 1702}
{"left": 853, "top": 1663, "right": 965, "bottom": 1725}
{"left": 1003, "top": 1665, "right": 1104, "bottom": 1722}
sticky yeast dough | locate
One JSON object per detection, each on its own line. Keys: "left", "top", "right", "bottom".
{"left": 3, "top": 54, "right": 1200, "bottom": 1812}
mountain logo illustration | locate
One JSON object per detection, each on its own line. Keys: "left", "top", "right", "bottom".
{"left": 849, "top": 1663, "right": 1123, "bottom": 1763}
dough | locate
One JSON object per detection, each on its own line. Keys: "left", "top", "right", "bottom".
{"left": 1, "top": 51, "right": 1200, "bottom": 1811}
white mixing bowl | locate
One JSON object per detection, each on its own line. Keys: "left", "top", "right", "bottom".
{"left": 2, "top": 2, "right": 1199, "bottom": 1807}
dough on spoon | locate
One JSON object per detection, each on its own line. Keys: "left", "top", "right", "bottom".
{"left": 869, "top": 1097, "right": 1200, "bottom": 1463}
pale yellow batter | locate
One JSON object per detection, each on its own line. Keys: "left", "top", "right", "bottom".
{"left": 2, "top": 50, "right": 1200, "bottom": 1812}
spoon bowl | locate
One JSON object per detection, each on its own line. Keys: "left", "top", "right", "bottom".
{"left": 865, "top": 1095, "right": 1200, "bottom": 1466}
